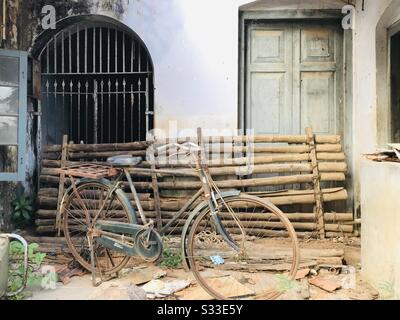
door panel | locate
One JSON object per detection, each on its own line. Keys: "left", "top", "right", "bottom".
{"left": 251, "top": 29, "right": 286, "bottom": 64}
{"left": 246, "top": 21, "right": 343, "bottom": 136}
{"left": 246, "top": 24, "right": 293, "bottom": 135}
{"left": 300, "top": 28, "right": 335, "bottom": 63}
{"left": 300, "top": 72, "right": 335, "bottom": 134}
{"left": 251, "top": 73, "right": 284, "bottom": 134}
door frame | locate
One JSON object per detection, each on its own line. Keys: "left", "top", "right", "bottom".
{"left": 238, "top": 9, "right": 355, "bottom": 213}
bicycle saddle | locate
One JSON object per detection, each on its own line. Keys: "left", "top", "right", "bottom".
{"left": 107, "top": 155, "right": 142, "bottom": 167}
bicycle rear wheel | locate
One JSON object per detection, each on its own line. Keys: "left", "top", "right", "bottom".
{"left": 63, "top": 181, "right": 133, "bottom": 275}
{"left": 187, "top": 194, "right": 299, "bottom": 300}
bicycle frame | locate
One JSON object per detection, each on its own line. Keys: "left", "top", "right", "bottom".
{"left": 92, "top": 148, "right": 241, "bottom": 252}
{"left": 59, "top": 142, "right": 242, "bottom": 276}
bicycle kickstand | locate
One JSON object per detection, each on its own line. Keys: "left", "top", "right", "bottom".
{"left": 88, "top": 235, "right": 103, "bottom": 287}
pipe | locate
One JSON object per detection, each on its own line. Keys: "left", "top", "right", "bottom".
{"left": 2, "top": 0, "right": 6, "bottom": 43}
{"left": 0, "top": 234, "right": 29, "bottom": 298}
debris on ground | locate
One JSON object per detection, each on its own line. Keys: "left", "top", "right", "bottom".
{"left": 89, "top": 285, "right": 131, "bottom": 300}
{"left": 26, "top": 237, "right": 378, "bottom": 301}
{"left": 127, "top": 284, "right": 147, "bottom": 300}
{"left": 120, "top": 266, "right": 167, "bottom": 286}
{"left": 143, "top": 279, "right": 191, "bottom": 299}
{"left": 366, "top": 144, "right": 400, "bottom": 163}
{"left": 56, "top": 264, "right": 87, "bottom": 285}
{"left": 299, "top": 279, "right": 311, "bottom": 299}
{"left": 176, "top": 276, "right": 254, "bottom": 300}
{"left": 294, "top": 268, "right": 311, "bottom": 280}
{"left": 309, "top": 276, "right": 342, "bottom": 293}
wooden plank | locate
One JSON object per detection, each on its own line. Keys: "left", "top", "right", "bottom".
{"left": 307, "top": 127, "right": 326, "bottom": 239}
{"left": 149, "top": 144, "right": 162, "bottom": 231}
{"left": 55, "top": 135, "right": 69, "bottom": 236}
{"left": 39, "top": 172, "right": 346, "bottom": 189}
{"left": 43, "top": 140, "right": 151, "bottom": 153}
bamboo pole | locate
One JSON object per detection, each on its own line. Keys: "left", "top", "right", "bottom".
{"left": 35, "top": 215, "right": 354, "bottom": 234}
{"left": 41, "top": 152, "right": 346, "bottom": 168}
{"left": 307, "top": 127, "right": 326, "bottom": 239}
{"left": 39, "top": 172, "right": 346, "bottom": 190}
{"left": 202, "top": 144, "right": 343, "bottom": 154}
{"left": 35, "top": 225, "right": 353, "bottom": 237}
{"left": 55, "top": 135, "right": 69, "bottom": 236}
{"left": 36, "top": 209, "right": 353, "bottom": 223}
{"left": 37, "top": 189, "right": 347, "bottom": 214}
{"left": 68, "top": 150, "right": 147, "bottom": 159}
{"left": 44, "top": 143, "right": 344, "bottom": 160}
{"left": 38, "top": 188, "right": 152, "bottom": 200}
{"left": 149, "top": 144, "right": 162, "bottom": 231}
{"left": 43, "top": 141, "right": 151, "bottom": 153}
{"left": 40, "top": 162, "right": 347, "bottom": 178}
{"left": 161, "top": 134, "right": 341, "bottom": 145}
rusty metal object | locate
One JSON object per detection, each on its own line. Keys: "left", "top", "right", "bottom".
{"left": 39, "top": 22, "right": 154, "bottom": 145}
{"left": 0, "top": 234, "right": 28, "bottom": 298}
{"left": 56, "top": 163, "right": 120, "bottom": 179}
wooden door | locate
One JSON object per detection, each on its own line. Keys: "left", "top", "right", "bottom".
{"left": 246, "top": 21, "right": 344, "bottom": 136}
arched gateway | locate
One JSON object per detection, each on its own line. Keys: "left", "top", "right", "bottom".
{"left": 31, "top": 15, "right": 154, "bottom": 145}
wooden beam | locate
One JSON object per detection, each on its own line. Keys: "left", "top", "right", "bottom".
{"left": 307, "top": 127, "right": 326, "bottom": 239}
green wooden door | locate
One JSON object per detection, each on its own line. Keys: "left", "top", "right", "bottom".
{"left": 246, "top": 21, "right": 344, "bottom": 135}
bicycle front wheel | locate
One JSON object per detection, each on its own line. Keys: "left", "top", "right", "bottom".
{"left": 187, "top": 194, "right": 299, "bottom": 300}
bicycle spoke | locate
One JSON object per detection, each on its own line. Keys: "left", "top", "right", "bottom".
{"left": 187, "top": 195, "right": 299, "bottom": 300}
{"left": 63, "top": 182, "right": 132, "bottom": 275}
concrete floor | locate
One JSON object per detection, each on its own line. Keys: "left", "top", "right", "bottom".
{"left": 27, "top": 239, "right": 381, "bottom": 301}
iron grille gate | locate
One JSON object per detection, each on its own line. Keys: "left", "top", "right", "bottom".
{"left": 39, "top": 22, "right": 154, "bottom": 145}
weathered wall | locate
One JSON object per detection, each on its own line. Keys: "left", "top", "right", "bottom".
{"left": 120, "top": 0, "right": 252, "bottom": 134}
{"left": 360, "top": 159, "right": 400, "bottom": 299}
{"left": 356, "top": 0, "right": 400, "bottom": 297}
{"left": 352, "top": 0, "right": 398, "bottom": 212}
{"left": 0, "top": 0, "right": 92, "bottom": 231}
{"left": 0, "top": 0, "right": 20, "bottom": 232}
{"left": 120, "top": 0, "right": 356, "bottom": 135}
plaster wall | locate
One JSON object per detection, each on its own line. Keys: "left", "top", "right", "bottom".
{"left": 360, "top": 159, "right": 400, "bottom": 299}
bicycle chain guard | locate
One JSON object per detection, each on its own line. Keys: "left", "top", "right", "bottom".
{"left": 94, "top": 220, "right": 163, "bottom": 262}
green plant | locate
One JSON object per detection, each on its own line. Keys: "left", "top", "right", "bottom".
{"left": 12, "top": 196, "right": 34, "bottom": 226}
{"left": 158, "top": 248, "right": 182, "bottom": 269}
{"left": 275, "top": 274, "right": 299, "bottom": 293}
{"left": 7, "top": 242, "right": 47, "bottom": 300}
{"left": 378, "top": 281, "right": 397, "bottom": 300}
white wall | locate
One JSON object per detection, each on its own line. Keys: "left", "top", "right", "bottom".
{"left": 354, "top": 0, "right": 400, "bottom": 296}
{"left": 360, "top": 159, "right": 400, "bottom": 299}
{"left": 351, "top": 0, "right": 400, "bottom": 207}
{"left": 120, "top": 0, "right": 352, "bottom": 136}
{"left": 122, "top": 0, "right": 251, "bottom": 135}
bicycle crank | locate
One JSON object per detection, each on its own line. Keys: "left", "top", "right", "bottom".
{"left": 136, "top": 229, "right": 163, "bottom": 262}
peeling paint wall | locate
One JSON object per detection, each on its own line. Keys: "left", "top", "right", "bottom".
{"left": 355, "top": 0, "right": 400, "bottom": 296}
{"left": 121, "top": 0, "right": 252, "bottom": 134}
{"left": 0, "top": 0, "right": 93, "bottom": 231}
{"left": 351, "top": 0, "right": 400, "bottom": 211}
{"left": 360, "top": 159, "right": 400, "bottom": 298}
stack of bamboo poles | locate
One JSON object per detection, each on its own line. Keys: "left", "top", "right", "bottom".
{"left": 35, "top": 129, "right": 356, "bottom": 239}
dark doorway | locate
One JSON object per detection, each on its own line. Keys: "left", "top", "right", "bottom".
{"left": 391, "top": 31, "right": 400, "bottom": 143}
{"left": 36, "top": 18, "right": 154, "bottom": 145}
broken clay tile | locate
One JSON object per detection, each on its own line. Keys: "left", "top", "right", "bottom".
{"left": 309, "top": 276, "right": 342, "bottom": 293}
{"left": 295, "top": 268, "right": 311, "bottom": 280}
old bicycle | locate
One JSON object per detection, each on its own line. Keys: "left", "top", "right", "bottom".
{"left": 57, "top": 141, "right": 299, "bottom": 300}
